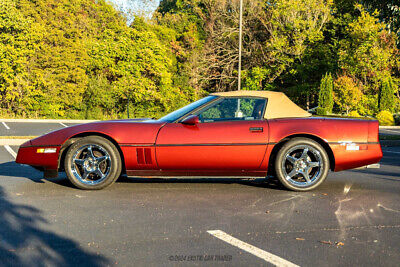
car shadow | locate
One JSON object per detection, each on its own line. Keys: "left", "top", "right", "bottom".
{"left": 0, "top": 185, "right": 109, "bottom": 266}
{"left": 0, "top": 161, "right": 285, "bottom": 190}
{"left": 116, "top": 175, "right": 285, "bottom": 190}
{"left": 0, "top": 161, "right": 45, "bottom": 183}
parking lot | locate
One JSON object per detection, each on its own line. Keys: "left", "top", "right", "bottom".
{"left": 0, "top": 121, "right": 399, "bottom": 266}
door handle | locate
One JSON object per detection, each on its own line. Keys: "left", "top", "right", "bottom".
{"left": 249, "top": 127, "right": 263, "bottom": 132}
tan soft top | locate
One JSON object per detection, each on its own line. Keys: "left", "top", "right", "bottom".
{"left": 211, "top": 90, "right": 311, "bottom": 119}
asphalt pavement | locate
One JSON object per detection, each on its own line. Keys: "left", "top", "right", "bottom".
{"left": 0, "top": 122, "right": 399, "bottom": 266}
{"left": 0, "top": 121, "right": 80, "bottom": 136}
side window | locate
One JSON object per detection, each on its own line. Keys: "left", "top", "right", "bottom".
{"left": 197, "top": 97, "right": 266, "bottom": 122}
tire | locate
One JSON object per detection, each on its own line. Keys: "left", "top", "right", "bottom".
{"left": 274, "top": 138, "right": 329, "bottom": 191}
{"left": 64, "top": 136, "right": 122, "bottom": 190}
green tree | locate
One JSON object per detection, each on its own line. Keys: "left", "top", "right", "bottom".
{"left": 334, "top": 76, "right": 363, "bottom": 114}
{"left": 379, "top": 75, "right": 395, "bottom": 112}
{"left": 317, "top": 73, "right": 334, "bottom": 115}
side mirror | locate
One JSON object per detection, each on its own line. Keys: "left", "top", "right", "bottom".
{"left": 181, "top": 115, "right": 199, "bottom": 125}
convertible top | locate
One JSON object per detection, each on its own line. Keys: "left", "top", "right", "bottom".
{"left": 211, "top": 90, "right": 311, "bottom": 119}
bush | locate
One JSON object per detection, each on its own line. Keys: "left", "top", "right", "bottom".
{"left": 318, "top": 73, "right": 334, "bottom": 114}
{"left": 393, "top": 113, "right": 400, "bottom": 125}
{"left": 348, "top": 110, "right": 361, "bottom": 117}
{"left": 379, "top": 76, "right": 395, "bottom": 112}
{"left": 376, "top": 110, "right": 395, "bottom": 126}
{"left": 316, "top": 107, "right": 329, "bottom": 115}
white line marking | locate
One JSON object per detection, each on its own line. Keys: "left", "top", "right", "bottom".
{"left": 366, "top": 163, "right": 380, "bottom": 169}
{"left": 382, "top": 150, "right": 400, "bottom": 154}
{"left": 207, "top": 230, "right": 299, "bottom": 267}
{"left": 381, "top": 129, "right": 400, "bottom": 134}
{"left": 2, "top": 121, "right": 10, "bottom": 130}
{"left": 59, "top": 122, "right": 67, "bottom": 127}
{"left": 4, "top": 145, "right": 16, "bottom": 159}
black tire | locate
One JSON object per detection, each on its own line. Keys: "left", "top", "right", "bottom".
{"left": 64, "top": 136, "right": 122, "bottom": 190}
{"left": 274, "top": 138, "right": 329, "bottom": 191}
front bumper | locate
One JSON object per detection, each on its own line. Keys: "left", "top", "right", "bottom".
{"left": 16, "top": 144, "right": 61, "bottom": 171}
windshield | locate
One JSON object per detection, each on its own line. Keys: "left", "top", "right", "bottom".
{"left": 157, "top": 96, "right": 217, "bottom": 122}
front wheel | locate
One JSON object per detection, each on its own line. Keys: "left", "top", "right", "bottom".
{"left": 64, "top": 136, "right": 122, "bottom": 190}
{"left": 274, "top": 138, "right": 330, "bottom": 191}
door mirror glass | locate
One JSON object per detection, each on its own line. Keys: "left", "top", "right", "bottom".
{"left": 181, "top": 115, "right": 199, "bottom": 125}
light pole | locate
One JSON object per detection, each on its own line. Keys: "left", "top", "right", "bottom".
{"left": 235, "top": 0, "right": 243, "bottom": 117}
{"left": 238, "top": 0, "right": 243, "bottom": 91}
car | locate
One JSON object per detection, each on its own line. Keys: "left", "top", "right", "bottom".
{"left": 16, "top": 90, "right": 383, "bottom": 191}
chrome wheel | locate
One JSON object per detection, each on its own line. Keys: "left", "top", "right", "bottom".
{"left": 281, "top": 144, "right": 323, "bottom": 188}
{"left": 71, "top": 144, "right": 111, "bottom": 185}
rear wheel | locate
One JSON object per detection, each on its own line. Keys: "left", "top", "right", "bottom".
{"left": 274, "top": 138, "right": 329, "bottom": 191}
{"left": 64, "top": 136, "right": 122, "bottom": 190}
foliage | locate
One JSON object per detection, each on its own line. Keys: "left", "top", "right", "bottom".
{"left": 348, "top": 110, "right": 361, "bottom": 117}
{"left": 393, "top": 113, "right": 400, "bottom": 125}
{"left": 362, "top": 1, "right": 400, "bottom": 48}
{"left": 379, "top": 75, "right": 395, "bottom": 112}
{"left": 317, "top": 73, "right": 334, "bottom": 115}
{"left": 333, "top": 76, "right": 363, "bottom": 114}
{"left": 0, "top": 0, "right": 197, "bottom": 119}
{"left": 0, "top": 0, "right": 399, "bottom": 119}
{"left": 376, "top": 110, "right": 395, "bottom": 125}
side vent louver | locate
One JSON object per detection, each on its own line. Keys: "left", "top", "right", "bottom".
{"left": 136, "top": 148, "right": 152, "bottom": 164}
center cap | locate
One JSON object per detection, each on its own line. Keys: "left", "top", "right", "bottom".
{"left": 84, "top": 158, "right": 96, "bottom": 171}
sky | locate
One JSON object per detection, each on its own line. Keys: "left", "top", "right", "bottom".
{"left": 108, "top": 0, "right": 160, "bottom": 18}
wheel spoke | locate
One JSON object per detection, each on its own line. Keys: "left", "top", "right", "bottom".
{"left": 300, "top": 170, "right": 311, "bottom": 183}
{"left": 286, "top": 169, "right": 298, "bottom": 179}
{"left": 87, "top": 145, "right": 95, "bottom": 158}
{"left": 96, "top": 155, "right": 109, "bottom": 164}
{"left": 300, "top": 148, "right": 309, "bottom": 160}
{"left": 82, "top": 170, "right": 90, "bottom": 180}
{"left": 74, "top": 159, "right": 85, "bottom": 166}
{"left": 94, "top": 169, "right": 105, "bottom": 179}
{"left": 286, "top": 155, "right": 297, "bottom": 164}
{"left": 308, "top": 161, "right": 320, "bottom": 168}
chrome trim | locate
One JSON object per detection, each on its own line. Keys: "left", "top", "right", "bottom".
{"left": 281, "top": 144, "right": 323, "bottom": 188}
{"left": 71, "top": 144, "right": 111, "bottom": 186}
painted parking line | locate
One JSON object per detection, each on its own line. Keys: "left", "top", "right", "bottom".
{"left": 2, "top": 121, "right": 10, "bottom": 130}
{"left": 59, "top": 122, "right": 68, "bottom": 127}
{"left": 207, "top": 230, "right": 299, "bottom": 267}
{"left": 4, "top": 145, "right": 16, "bottom": 159}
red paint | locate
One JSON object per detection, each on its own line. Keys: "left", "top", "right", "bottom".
{"left": 155, "top": 121, "right": 269, "bottom": 170}
{"left": 16, "top": 116, "right": 382, "bottom": 177}
{"left": 16, "top": 146, "right": 60, "bottom": 170}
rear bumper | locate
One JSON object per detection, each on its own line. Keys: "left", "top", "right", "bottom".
{"left": 331, "top": 143, "right": 383, "bottom": 171}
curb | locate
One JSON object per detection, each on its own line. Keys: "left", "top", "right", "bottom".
{"left": 0, "top": 119, "right": 98, "bottom": 123}
{"left": 379, "top": 126, "right": 400, "bottom": 129}
{"left": 0, "top": 139, "right": 30, "bottom": 146}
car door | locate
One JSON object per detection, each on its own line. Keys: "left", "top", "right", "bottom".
{"left": 155, "top": 97, "right": 269, "bottom": 172}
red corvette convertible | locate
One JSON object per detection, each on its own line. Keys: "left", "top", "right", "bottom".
{"left": 16, "top": 91, "right": 382, "bottom": 191}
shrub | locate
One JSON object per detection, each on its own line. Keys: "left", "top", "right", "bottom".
{"left": 348, "top": 110, "right": 361, "bottom": 117}
{"left": 376, "top": 110, "right": 395, "bottom": 126}
{"left": 316, "top": 107, "right": 329, "bottom": 115}
{"left": 379, "top": 76, "right": 395, "bottom": 112}
{"left": 318, "top": 73, "right": 334, "bottom": 114}
{"left": 333, "top": 76, "right": 363, "bottom": 115}
{"left": 393, "top": 113, "right": 400, "bottom": 125}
